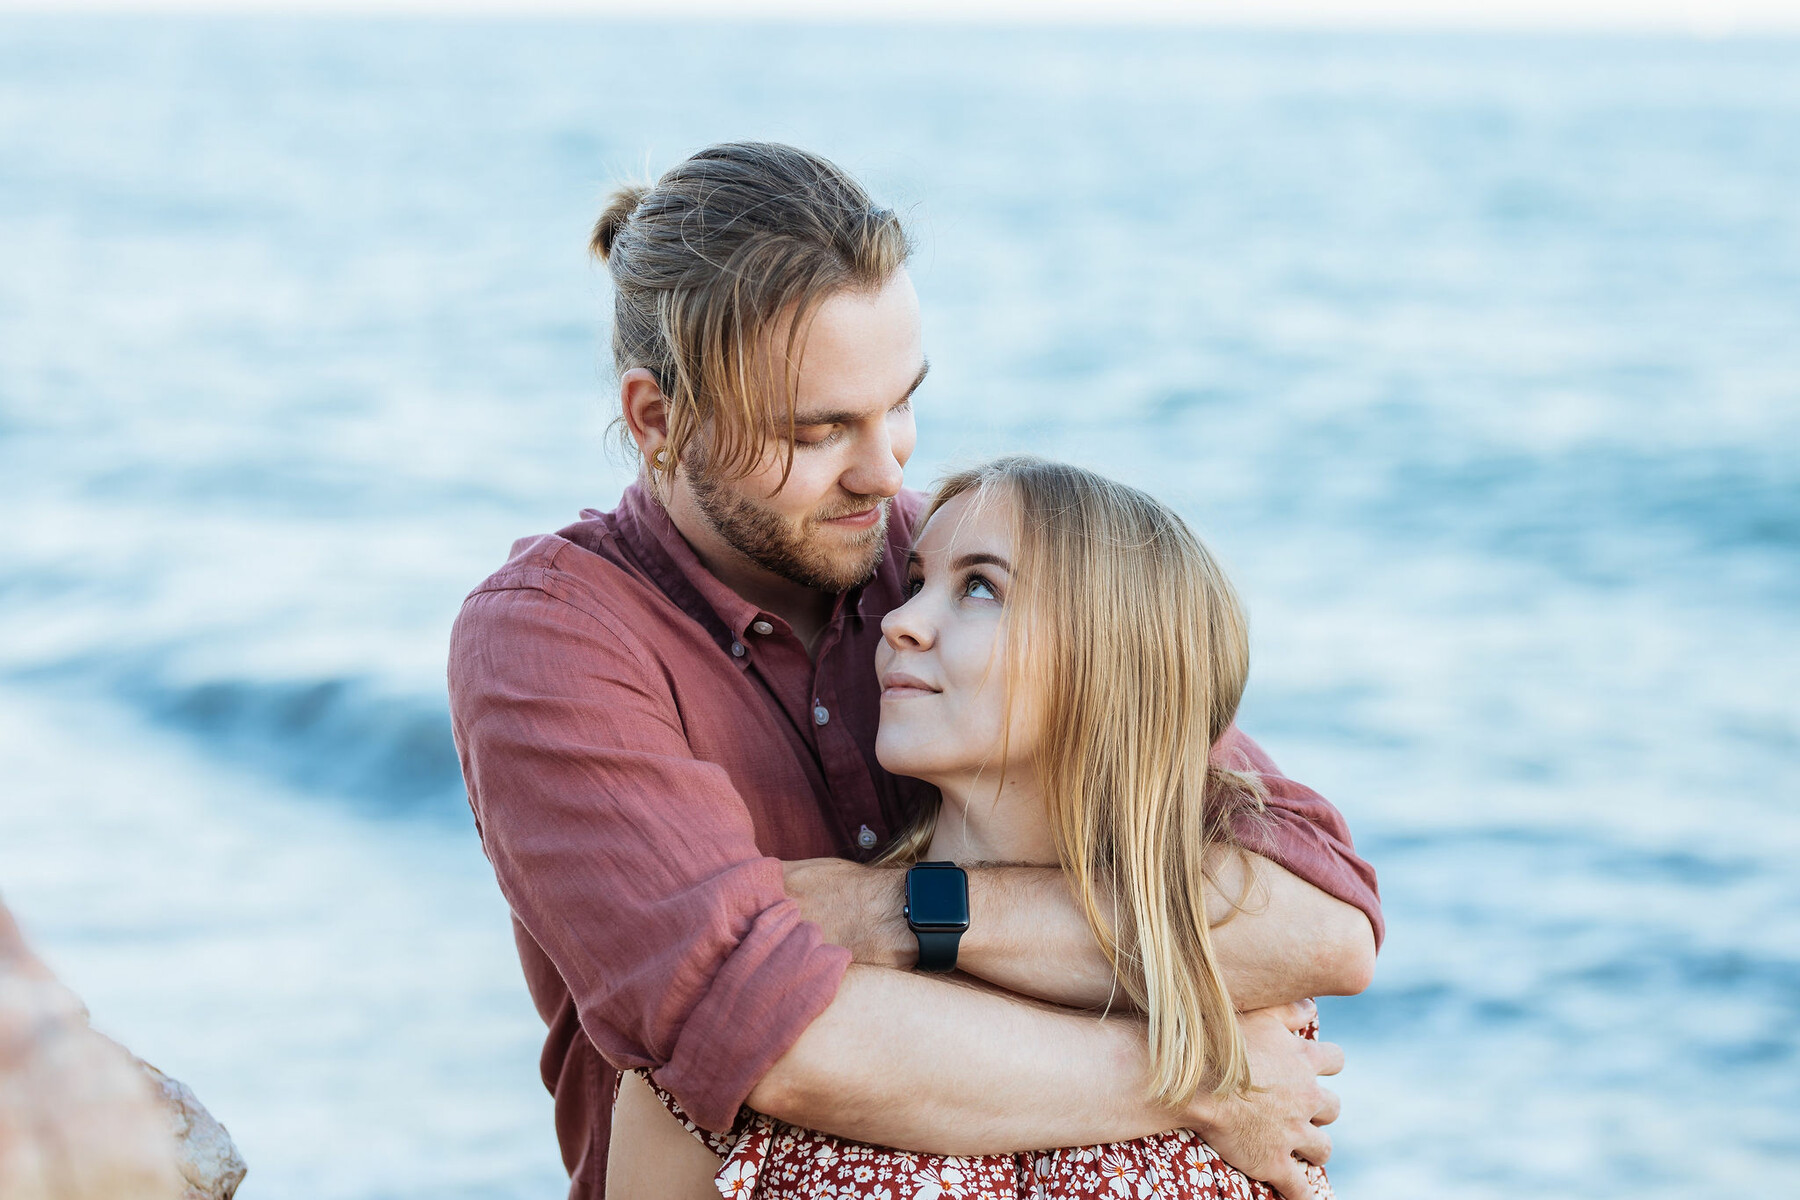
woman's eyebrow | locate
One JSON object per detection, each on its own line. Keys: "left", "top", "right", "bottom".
{"left": 903, "top": 548, "right": 1010, "bottom": 573}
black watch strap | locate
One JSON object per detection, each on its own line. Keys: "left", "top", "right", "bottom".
{"left": 913, "top": 927, "right": 963, "bottom": 974}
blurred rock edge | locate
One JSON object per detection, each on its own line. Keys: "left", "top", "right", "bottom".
{"left": 0, "top": 898, "right": 247, "bottom": 1200}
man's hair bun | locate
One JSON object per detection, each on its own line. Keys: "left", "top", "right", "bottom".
{"left": 590, "top": 183, "right": 650, "bottom": 261}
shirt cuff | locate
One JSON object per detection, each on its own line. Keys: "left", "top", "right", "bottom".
{"left": 652, "top": 898, "right": 852, "bottom": 1132}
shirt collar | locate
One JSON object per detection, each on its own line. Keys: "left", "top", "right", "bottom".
{"left": 609, "top": 481, "right": 870, "bottom": 644}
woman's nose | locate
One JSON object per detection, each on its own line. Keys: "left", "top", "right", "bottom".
{"left": 881, "top": 591, "right": 934, "bottom": 651}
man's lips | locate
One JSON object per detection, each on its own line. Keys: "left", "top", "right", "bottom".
{"left": 820, "top": 503, "right": 885, "bottom": 529}
{"left": 881, "top": 672, "right": 939, "bottom": 699}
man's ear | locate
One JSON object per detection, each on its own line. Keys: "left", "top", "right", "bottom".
{"left": 620, "top": 368, "right": 671, "bottom": 468}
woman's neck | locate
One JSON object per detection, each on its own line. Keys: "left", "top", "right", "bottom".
{"left": 922, "top": 768, "right": 1060, "bottom": 865}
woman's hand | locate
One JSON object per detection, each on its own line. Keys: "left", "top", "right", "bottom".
{"left": 1184, "top": 999, "right": 1342, "bottom": 1200}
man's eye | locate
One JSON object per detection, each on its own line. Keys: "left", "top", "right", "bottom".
{"left": 795, "top": 428, "right": 842, "bottom": 448}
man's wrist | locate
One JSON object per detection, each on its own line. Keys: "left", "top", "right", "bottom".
{"left": 870, "top": 868, "right": 914, "bottom": 968}
{"left": 781, "top": 859, "right": 913, "bottom": 968}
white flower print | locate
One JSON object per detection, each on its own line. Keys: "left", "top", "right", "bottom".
{"left": 908, "top": 1164, "right": 966, "bottom": 1200}
{"left": 715, "top": 1157, "right": 758, "bottom": 1198}
{"left": 1098, "top": 1148, "right": 1144, "bottom": 1196}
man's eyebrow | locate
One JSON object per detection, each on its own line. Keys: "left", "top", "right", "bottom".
{"left": 908, "top": 358, "right": 931, "bottom": 396}
{"left": 791, "top": 359, "right": 931, "bottom": 427}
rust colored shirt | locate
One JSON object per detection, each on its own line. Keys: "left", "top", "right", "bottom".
{"left": 447, "top": 483, "right": 1382, "bottom": 1200}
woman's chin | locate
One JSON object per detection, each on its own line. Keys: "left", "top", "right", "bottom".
{"left": 875, "top": 732, "right": 938, "bottom": 782}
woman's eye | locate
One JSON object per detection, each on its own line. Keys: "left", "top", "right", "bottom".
{"left": 963, "top": 575, "right": 998, "bottom": 601}
{"left": 903, "top": 578, "right": 923, "bottom": 598}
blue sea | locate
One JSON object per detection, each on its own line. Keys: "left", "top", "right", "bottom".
{"left": 1, "top": 17, "right": 1796, "bottom": 1199}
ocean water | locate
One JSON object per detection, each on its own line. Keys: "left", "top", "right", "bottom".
{"left": 1, "top": 17, "right": 1796, "bottom": 1199}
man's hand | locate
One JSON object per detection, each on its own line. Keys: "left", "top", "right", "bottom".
{"left": 1187, "top": 1000, "right": 1343, "bottom": 1200}
{"left": 782, "top": 858, "right": 910, "bottom": 967}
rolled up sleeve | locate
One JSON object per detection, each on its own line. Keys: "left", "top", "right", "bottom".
{"left": 1216, "top": 726, "right": 1385, "bottom": 950}
{"left": 449, "top": 582, "right": 850, "bottom": 1131}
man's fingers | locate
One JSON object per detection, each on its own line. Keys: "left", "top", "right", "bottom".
{"left": 1279, "top": 998, "right": 1317, "bottom": 1032}
{"left": 1312, "top": 1086, "right": 1342, "bottom": 1127}
{"left": 1307, "top": 1038, "right": 1346, "bottom": 1077}
{"left": 1296, "top": 1122, "right": 1333, "bottom": 1166}
{"left": 1266, "top": 1160, "right": 1317, "bottom": 1200}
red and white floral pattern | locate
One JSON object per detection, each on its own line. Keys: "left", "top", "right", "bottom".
{"left": 636, "top": 1023, "right": 1334, "bottom": 1200}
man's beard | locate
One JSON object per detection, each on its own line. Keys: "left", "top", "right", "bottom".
{"left": 689, "top": 469, "right": 890, "bottom": 594}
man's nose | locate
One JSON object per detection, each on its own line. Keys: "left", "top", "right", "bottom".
{"left": 843, "top": 423, "right": 905, "bottom": 499}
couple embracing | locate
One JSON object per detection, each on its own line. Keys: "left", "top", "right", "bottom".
{"left": 447, "top": 142, "right": 1381, "bottom": 1200}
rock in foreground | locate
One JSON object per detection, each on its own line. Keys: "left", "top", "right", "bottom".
{"left": 1, "top": 898, "right": 245, "bottom": 1200}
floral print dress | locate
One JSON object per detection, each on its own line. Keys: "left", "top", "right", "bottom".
{"left": 632, "top": 1022, "right": 1334, "bottom": 1200}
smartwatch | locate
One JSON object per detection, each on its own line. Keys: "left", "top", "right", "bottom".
{"left": 903, "top": 860, "right": 970, "bottom": 973}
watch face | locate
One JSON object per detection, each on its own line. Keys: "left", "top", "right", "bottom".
{"left": 906, "top": 866, "right": 970, "bottom": 931}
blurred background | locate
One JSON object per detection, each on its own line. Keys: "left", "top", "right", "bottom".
{"left": 1, "top": 2, "right": 1797, "bottom": 1197}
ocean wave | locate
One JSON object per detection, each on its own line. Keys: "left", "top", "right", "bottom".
{"left": 103, "top": 666, "right": 467, "bottom": 819}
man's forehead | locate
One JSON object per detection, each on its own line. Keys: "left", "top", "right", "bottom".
{"left": 780, "top": 271, "right": 924, "bottom": 422}
{"left": 791, "top": 357, "right": 930, "bottom": 426}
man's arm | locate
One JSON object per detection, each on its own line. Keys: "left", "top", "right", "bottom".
{"left": 749, "top": 967, "right": 1341, "bottom": 1200}
{"left": 785, "top": 851, "right": 1374, "bottom": 1012}
{"left": 785, "top": 726, "right": 1380, "bottom": 1012}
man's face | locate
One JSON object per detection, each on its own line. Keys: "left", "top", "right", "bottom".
{"left": 680, "top": 269, "right": 925, "bottom": 594}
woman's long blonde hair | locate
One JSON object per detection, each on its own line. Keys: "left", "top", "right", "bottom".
{"left": 889, "top": 456, "right": 1263, "bottom": 1105}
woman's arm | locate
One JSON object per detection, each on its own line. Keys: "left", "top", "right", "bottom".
{"left": 606, "top": 1070, "right": 725, "bottom": 1200}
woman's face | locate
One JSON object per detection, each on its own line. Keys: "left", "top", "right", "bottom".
{"left": 875, "top": 487, "right": 1040, "bottom": 786}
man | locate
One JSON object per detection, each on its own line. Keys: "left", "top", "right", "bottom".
{"left": 448, "top": 142, "right": 1380, "bottom": 1200}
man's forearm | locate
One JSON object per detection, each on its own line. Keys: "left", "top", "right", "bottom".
{"left": 743, "top": 964, "right": 1342, "bottom": 1199}
{"left": 1205, "top": 852, "right": 1376, "bottom": 1008}
{"left": 783, "top": 853, "right": 1376, "bottom": 1012}
{"left": 744, "top": 963, "right": 1173, "bottom": 1154}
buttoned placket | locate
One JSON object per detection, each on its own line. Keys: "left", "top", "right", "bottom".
{"left": 739, "top": 607, "right": 888, "bottom": 860}
{"left": 805, "top": 613, "right": 887, "bottom": 859}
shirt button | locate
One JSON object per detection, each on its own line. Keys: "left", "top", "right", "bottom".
{"left": 857, "top": 825, "right": 878, "bottom": 850}
{"left": 813, "top": 704, "right": 829, "bottom": 726}
{"left": 730, "top": 641, "right": 745, "bottom": 658}
{"left": 751, "top": 620, "right": 774, "bottom": 636}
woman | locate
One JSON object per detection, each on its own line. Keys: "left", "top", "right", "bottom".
{"left": 609, "top": 456, "right": 1333, "bottom": 1200}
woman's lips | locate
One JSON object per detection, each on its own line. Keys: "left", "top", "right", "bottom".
{"left": 880, "top": 672, "right": 939, "bottom": 700}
